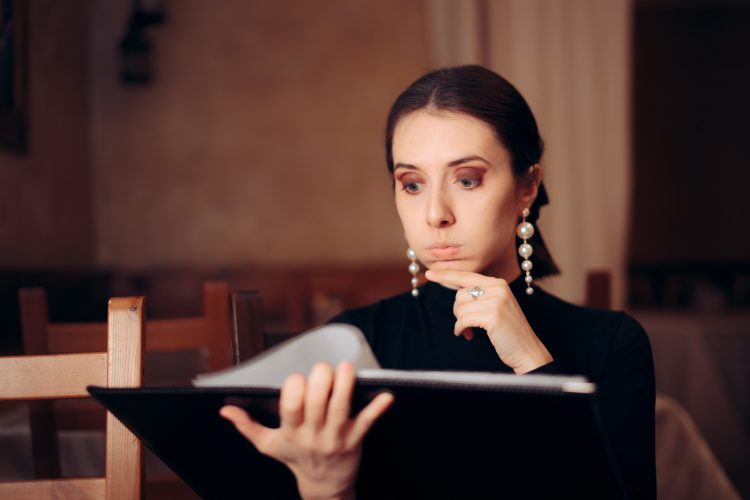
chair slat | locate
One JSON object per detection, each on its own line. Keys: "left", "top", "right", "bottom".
{"left": 0, "top": 353, "right": 106, "bottom": 399}
{"left": 0, "top": 477, "right": 105, "bottom": 499}
{"left": 48, "top": 318, "right": 210, "bottom": 353}
{"left": 47, "top": 323, "right": 108, "bottom": 353}
{"left": 147, "top": 317, "right": 207, "bottom": 350}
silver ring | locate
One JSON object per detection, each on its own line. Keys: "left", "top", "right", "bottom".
{"left": 467, "top": 287, "right": 485, "bottom": 300}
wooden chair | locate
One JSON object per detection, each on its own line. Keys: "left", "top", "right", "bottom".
{"left": 21, "top": 280, "right": 234, "bottom": 370}
{"left": 19, "top": 281, "right": 236, "bottom": 484}
{"left": 230, "top": 290, "right": 266, "bottom": 359}
{"left": 0, "top": 297, "right": 145, "bottom": 499}
{"left": 585, "top": 270, "right": 612, "bottom": 309}
{"left": 230, "top": 288, "right": 318, "bottom": 355}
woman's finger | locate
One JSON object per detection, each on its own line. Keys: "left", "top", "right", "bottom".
{"left": 304, "top": 363, "right": 335, "bottom": 429}
{"left": 453, "top": 294, "right": 493, "bottom": 318}
{"left": 454, "top": 311, "right": 488, "bottom": 337}
{"left": 220, "top": 405, "right": 273, "bottom": 452}
{"left": 425, "top": 269, "right": 499, "bottom": 289}
{"left": 454, "top": 292, "right": 499, "bottom": 340}
{"left": 328, "top": 361, "right": 356, "bottom": 427}
{"left": 459, "top": 328, "right": 475, "bottom": 341}
{"left": 348, "top": 392, "right": 395, "bottom": 446}
{"left": 279, "top": 373, "right": 306, "bottom": 428}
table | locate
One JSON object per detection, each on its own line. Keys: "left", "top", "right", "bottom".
{"left": 634, "top": 310, "right": 750, "bottom": 497}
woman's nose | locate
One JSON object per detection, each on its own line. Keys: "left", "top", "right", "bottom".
{"left": 426, "top": 189, "right": 455, "bottom": 228}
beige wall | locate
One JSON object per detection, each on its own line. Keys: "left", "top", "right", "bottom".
{"left": 0, "top": 0, "right": 94, "bottom": 267}
{"left": 90, "top": 0, "right": 431, "bottom": 269}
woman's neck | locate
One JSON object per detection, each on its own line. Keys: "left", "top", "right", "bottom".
{"left": 482, "top": 248, "right": 523, "bottom": 284}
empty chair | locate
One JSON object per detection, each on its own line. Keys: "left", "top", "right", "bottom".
{"left": 19, "top": 281, "right": 238, "bottom": 497}
{"left": 0, "top": 297, "right": 145, "bottom": 499}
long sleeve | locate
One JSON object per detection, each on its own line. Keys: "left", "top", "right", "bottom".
{"left": 597, "top": 314, "right": 656, "bottom": 499}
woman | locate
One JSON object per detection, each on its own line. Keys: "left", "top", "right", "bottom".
{"left": 221, "top": 65, "right": 655, "bottom": 499}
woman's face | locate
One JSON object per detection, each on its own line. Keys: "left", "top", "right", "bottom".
{"left": 392, "top": 110, "right": 536, "bottom": 279}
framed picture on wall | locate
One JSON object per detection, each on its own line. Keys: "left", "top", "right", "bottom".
{"left": 0, "top": 0, "right": 28, "bottom": 153}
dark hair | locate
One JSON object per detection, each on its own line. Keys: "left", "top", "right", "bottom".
{"left": 385, "top": 65, "right": 560, "bottom": 278}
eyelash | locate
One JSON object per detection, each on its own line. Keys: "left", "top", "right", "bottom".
{"left": 399, "top": 175, "right": 482, "bottom": 194}
{"left": 401, "top": 182, "right": 422, "bottom": 194}
{"left": 457, "top": 177, "right": 481, "bottom": 189}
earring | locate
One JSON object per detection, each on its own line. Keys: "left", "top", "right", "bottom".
{"left": 516, "top": 208, "right": 535, "bottom": 295}
{"left": 407, "top": 248, "right": 420, "bottom": 297}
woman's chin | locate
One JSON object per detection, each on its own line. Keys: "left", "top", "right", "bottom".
{"left": 426, "top": 260, "right": 478, "bottom": 272}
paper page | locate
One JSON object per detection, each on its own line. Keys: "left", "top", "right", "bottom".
{"left": 193, "top": 323, "right": 380, "bottom": 388}
{"left": 357, "top": 369, "right": 595, "bottom": 393}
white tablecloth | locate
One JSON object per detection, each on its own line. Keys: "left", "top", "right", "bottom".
{"left": 634, "top": 310, "right": 750, "bottom": 497}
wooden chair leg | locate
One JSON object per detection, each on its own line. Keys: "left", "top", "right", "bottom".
{"left": 28, "top": 401, "right": 60, "bottom": 478}
{"left": 20, "top": 288, "right": 61, "bottom": 478}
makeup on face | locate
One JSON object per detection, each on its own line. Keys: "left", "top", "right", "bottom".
{"left": 392, "top": 111, "right": 522, "bottom": 277}
{"left": 426, "top": 244, "right": 461, "bottom": 260}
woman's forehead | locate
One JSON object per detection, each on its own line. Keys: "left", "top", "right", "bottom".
{"left": 392, "top": 110, "right": 508, "bottom": 167}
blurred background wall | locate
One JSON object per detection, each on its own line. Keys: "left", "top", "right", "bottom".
{"left": 0, "top": 1, "right": 94, "bottom": 267}
{"left": 2, "top": 0, "right": 749, "bottom": 306}
{"left": 89, "top": 0, "right": 426, "bottom": 268}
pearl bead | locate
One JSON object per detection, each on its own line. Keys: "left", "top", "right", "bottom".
{"left": 411, "top": 288, "right": 420, "bottom": 297}
{"left": 406, "top": 248, "right": 416, "bottom": 260}
{"left": 522, "top": 208, "right": 530, "bottom": 218}
{"left": 526, "top": 287, "right": 534, "bottom": 295}
{"left": 525, "top": 275, "right": 533, "bottom": 284}
{"left": 518, "top": 243, "right": 533, "bottom": 259}
{"left": 411, "top": 277, "right": 419, "bottom": 287}
{"left": 516, "top": 222, "right": 535, "bottom": 240}
{"left": 521, "top": 259, "right": 533, "bottom": 272}
{"left": 408, "top": 262, "right": 420, "bottom": 275}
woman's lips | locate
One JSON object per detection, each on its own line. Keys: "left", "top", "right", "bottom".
{"left": 426, "top": 245, "right": 461, "bottom": 259}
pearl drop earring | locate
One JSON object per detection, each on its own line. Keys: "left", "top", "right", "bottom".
{"left": 407, "top": 248, "right": 420, "bottom": 297}
{"left": 516, "top": 208, "right": 535, "bottom": 295}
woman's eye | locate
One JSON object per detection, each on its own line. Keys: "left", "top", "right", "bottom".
{"left": 401, "top": 182, "right": 423, "bottom": 194}
{"left": 457, "top": 177, "right": 481, "bottom": 189}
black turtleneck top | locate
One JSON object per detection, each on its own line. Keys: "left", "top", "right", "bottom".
{"left": 329, "top": 277, "right": 656, "bottom": 499}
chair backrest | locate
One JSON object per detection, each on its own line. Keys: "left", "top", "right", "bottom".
{"left": 585, "top": 270, "right": 612, "bottom": 309}
{"left": 18, "top": 281, "right": 235, "bottom": 480}
{"left": 0, "top": 297, "right": 145, "bottom": 499}
{"left": 229, "top": 288, "right": 307, "bottom": 354}
{"left": 230, "top": 290, "right": 266, "bottom": 360}
{"left": 20, "top": 280, "right": 234, "bottom": 371}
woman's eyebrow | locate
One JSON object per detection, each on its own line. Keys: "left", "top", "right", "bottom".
{"left": 394, "top": 155, "right": 491, "bottom": 171}
{"left": 447, "top": 155, "right": 491, "bottom": 167}
{"left": 393, "top": 162, "right": 418, "bottom": 170}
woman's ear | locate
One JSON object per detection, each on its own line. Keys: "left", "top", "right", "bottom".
{"left": 518, "top": 164, "right": 543, "bottom": 213}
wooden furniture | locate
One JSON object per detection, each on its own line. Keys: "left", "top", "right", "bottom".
{"left": 19, "top": 281, "right": 235, "bottom": 484}
{"left": 585, "top": 270, "right": 612, "bottom": 309}
{"left": 21, "top": 280, "right": 234, "bottom": 371}
{"left": 230, "top": 290, "right": 266, "bottom": 359}
{"left": 0, "top": 297, "right": 145, "bottom": 499}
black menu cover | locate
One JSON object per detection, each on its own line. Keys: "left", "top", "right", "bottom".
{"left": 89, "top": 377, "right": 626, "bottom": 499}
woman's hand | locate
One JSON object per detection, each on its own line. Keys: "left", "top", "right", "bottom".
{"left": 425, "top": 269, "right": 552, "bottom": 374}
{"left": 219, "top": 361, "right": 394, "bottom": 500}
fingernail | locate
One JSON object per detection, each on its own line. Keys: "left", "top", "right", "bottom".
{"left": 425, "top": 270, "right": 432, "bottom": 278}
